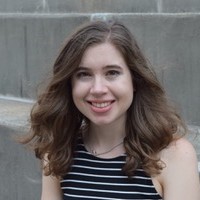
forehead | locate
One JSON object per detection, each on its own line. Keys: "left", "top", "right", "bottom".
{"left": 79, "top": 42, "right": 127, "bottom": 69}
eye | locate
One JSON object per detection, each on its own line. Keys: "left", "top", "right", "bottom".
{"left": 75, "top": 71, "right": 92, "bottom": 79}
{"left": 106, "top": 70, "right": 121, "bottom": 78}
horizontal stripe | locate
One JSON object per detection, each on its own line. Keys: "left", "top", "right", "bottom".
{"left": 64, "top": 193, "right": 161, "bottom": 200}
{"left": 64, "top": 193, "right": 126, "bottom": 200}
{"left": 62, "top": 175, "right": 153, "bottom": 186}
{"left": 61, "top": 179, "right": 154, "bottom": 188}
{"left": 67, "top": 172, "right": 125, "bottom": 178}
{"left": 66, "top": 172, "right": 151, "bottom": 179}
{"left": 61, "top": 139, "right": 162, "bottom": 200}
{"left": 63, "top": 187, "right": 158, "bottom": 195}
{"left": 72, "top": 164, "right": 122, "bottom": 171}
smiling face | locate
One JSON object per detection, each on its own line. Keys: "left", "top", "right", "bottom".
{"left": 71, "top": 42, "right": 134, "bottom": 127}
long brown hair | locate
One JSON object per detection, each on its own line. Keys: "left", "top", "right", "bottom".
{"left": 22, "top": 20, "right": 185, "bottom": 177}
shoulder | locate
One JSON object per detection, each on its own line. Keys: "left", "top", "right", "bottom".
{"left": 158, "top": 137, "right": 200, "bottom": 200}
{"left": 160, "top": 137, "right": 197, "bottom": 163}
{"left": 159, "top": 137, "right": 199, "bottom": 176}
{"left": 41, "top": 155, "right": 62, "bottom": 200}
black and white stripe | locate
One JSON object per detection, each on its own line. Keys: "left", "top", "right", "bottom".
{"left": 61, "top": 140, "right": 162, "bottom": 200}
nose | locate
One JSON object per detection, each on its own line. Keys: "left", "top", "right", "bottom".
{"left": 90, "top": 76, "right": 108, "bottom": 96}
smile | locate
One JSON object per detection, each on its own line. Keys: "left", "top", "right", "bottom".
{"left": 87, "top": 100, "right": 115, "bottom": 113}
{"left": 91, "top": 102, "right": 112, "bottom": 108}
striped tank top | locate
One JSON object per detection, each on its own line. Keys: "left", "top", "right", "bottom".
{"left": 60, "top": 139, "right": 162, "bottom": 200}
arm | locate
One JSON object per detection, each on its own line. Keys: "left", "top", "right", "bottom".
{"left": 41, "top": 159, "right": 62, "bottom": 200}
{"left": 159, "top": 138, "right": 200, "bottom": 200}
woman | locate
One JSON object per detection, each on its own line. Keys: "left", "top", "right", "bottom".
{"left": 23, "top": 20, "right": 200, "bottom": 200}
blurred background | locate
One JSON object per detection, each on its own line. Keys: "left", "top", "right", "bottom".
{"left": 0, "top": 0, "right": 200, "bottom": 199}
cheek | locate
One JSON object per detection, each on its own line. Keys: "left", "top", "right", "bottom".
{"left": 121, "top": 78, "right": 134, "bottom": 106}
{"left": 128, "top": 84, "right": 134, "bottom": 105}
{"left": 113, "top": 84, "right": 134, "bottom": 107}
{"left": 72, "top": 86, "right": 81, "bottom": 105}
{"left": 72, "top": 82, "right": 88, "bottom": 103}
{"left": 72, "top": 88, "right": 83, "bottom": 114}
{"left": 71, "top": 81, "right": 80, "bottom": 105}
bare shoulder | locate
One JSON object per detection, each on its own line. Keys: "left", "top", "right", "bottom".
{"left": 159, "top": 137, "right": 199, "bottom": 178}
{"left": 158, "top": 137, "right": 200, "bottom": 200}
{"left": 160, "top": 137, "right": 198, "bottom": 163}
{"left": 41, "top": 155, "right": 62, "bottom": 200}
{"left": 41, "top": 173, "right": 62, "bottom": 200}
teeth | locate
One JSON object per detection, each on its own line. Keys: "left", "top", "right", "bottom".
{"left": 92, "top": 102, "right": 111, "bottom": 108}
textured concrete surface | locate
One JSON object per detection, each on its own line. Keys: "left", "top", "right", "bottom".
{"left": 0, "top": 125, "right": 41, "bottom": 200}
{"left": 0, "top": 13, "right": 200, "bottom": 125}
{"left": 0, "top": 0, "right": 160, "bottom": 13}
{"left": 42, "top": 0, "right": 159, "bottom": 13}
{"left": 0, "top": 0, "right": 200, "bottom": 13}
{"left": 0, "top": 14, "right": 90, "bottom": 99}
{"left": 0, "top": 96, "right": 33, "bottom": 129}
{"left": 163, "top": 0, "right": 200, "bottom": 13}
{"left": 187, "top": 125, "right": 200, "bottom": 161}
{"left": 0, "top": 98, "right": 40, "bottom": 199}
{"left": 119, "top": 14, "right": 200, "bottom": 126}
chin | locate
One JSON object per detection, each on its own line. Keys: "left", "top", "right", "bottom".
{"left": 90, "top": 119, "right": 115, "bottom": 126}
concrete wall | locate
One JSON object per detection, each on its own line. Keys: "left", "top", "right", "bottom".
{"left": 0, "top": 1, "right": 200, "bottom": 126}
{"left": 0, "top": 125, "right": 41, "bottom": 200}
{"left": 0, "top": 0, "right": 159, "bottom": 13}
{"left": 163, "top": 0, "right": 200, "bottom": 13}
{"left": 0, "top": 13, "right": 200, "bottom": 125}
{"left": 0, "top": 14, "right": 89, "bottom": 99}
{"left": 0, "top": 0, "right": 200, "bottom": 13}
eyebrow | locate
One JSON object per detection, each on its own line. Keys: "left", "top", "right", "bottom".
{"left": 77, "top": 64, "right": 123, "bottom": 71}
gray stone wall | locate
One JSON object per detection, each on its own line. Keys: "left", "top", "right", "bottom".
{"left": 0, "top": 13, "right": 200, "bottom": 125}
{"left": 0, "top": 0, "right": 200, "bottom": 13}
{"left": 0, "top": 125, "right": 41, "bottom": 200}
{"left": 0, "top": 14, "right": 89, "bottom": 99}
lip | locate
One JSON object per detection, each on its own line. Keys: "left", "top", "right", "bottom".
{"left": 87, "top": 100, "right": 115, "bottom": 113}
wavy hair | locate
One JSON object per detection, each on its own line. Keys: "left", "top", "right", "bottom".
{"left": 22, "top": 20, "right": 185, "bottom": 177}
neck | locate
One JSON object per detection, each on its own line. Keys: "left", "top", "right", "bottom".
{"left": 88, "top": 122, "right": 126, "bottom": 145}
{"left": 83, "top": 121, "right": 126, "bottom": 158}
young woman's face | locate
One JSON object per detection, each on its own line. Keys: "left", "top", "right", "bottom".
{"left": 71, "top": 42, "right": 134, "bottom": 126}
